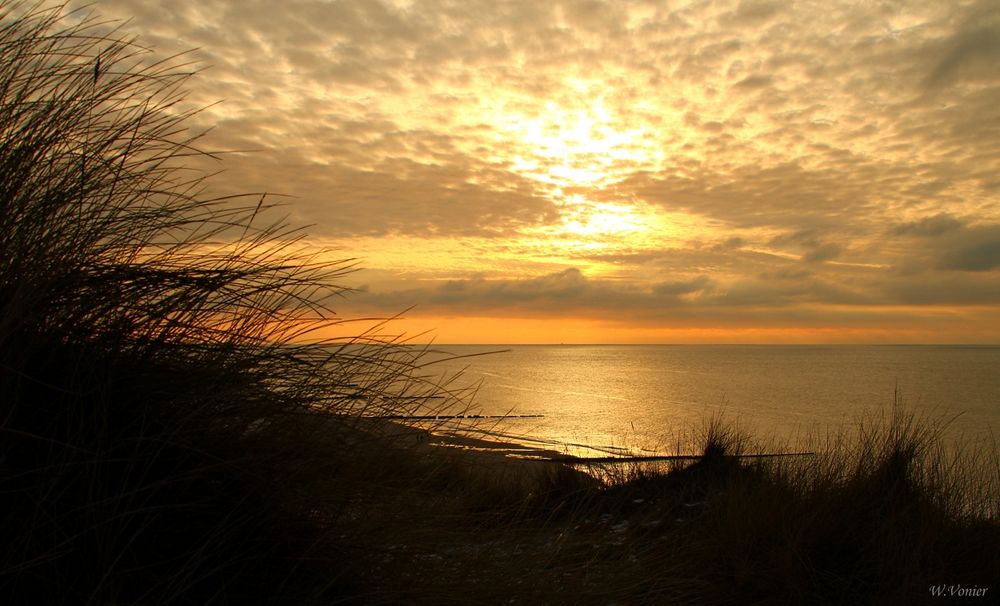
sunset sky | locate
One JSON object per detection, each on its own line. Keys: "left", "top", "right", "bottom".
{"left": 74, "top": 0, "right": 999, "bottom": 343}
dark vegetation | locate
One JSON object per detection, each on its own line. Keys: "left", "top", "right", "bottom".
{"left": 0, "top": 3, "right": 468, "bottom": 603}
{"left": 343, "top": 414, "right": 998, "bottom": 605}
{"left": 2, "top": 3, "right": 997, "bottom": 604}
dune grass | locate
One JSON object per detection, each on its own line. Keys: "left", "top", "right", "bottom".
{"left": 343, "top": 411, "right": 998, "bottom": 605}
{"left": 2, "top": 3, "right": 997, "bottom": 605}
{"left": 0, "top": 3, "right": 469, "bottom": 603}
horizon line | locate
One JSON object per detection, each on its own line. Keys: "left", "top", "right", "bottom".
{"left": 394, "top": 342, "right": 1000, "bottom": 347}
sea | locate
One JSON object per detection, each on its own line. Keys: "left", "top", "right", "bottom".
{"left": 416, "top": 345, "right": 1000, "bottom": 458}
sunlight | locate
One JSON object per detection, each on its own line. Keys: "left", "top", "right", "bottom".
{"left": 556, "top": 195, "right": 645, "bottom": 237}
{"left": 488, "top": 86, "right": 664, "bottom": 189}
{"left": 515, "top": 194, "right": 681, "bottom": 267}
{"left": 477, "top": 79, "right": 674, "bottom": 255}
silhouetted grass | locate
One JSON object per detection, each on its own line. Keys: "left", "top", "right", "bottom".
{"left": 0, "top": 3, "right": 468, "bottom": 603}
{"left": 626, "top": 409, "right": 999, "bottom": 605}
{"left": 341, "top": 409, "right": 998, "bottom": 605}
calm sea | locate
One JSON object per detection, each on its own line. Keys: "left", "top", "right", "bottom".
{"left": 419, "top": 345, "right": 1000, "bottom": 457}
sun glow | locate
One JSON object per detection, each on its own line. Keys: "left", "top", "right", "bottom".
{"left": 480, "top": 80, "right": 674, "bottom": 252}
{"left": 553, "top": 195, "right": 645, "bottom": 237}
{"left": 488, "top": 85, "right": 664, "bottom": 189}
{"left": 515, "top": 193, "right": 686, "bottom": 265}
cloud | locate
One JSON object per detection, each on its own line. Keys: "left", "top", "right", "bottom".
{"left": 712, "top": 236, "right": 746, "bottom": 251}
{"left": 348, "top": 256, "right": 993, "bottom": 319}
{"left": 881, "top": 270, "right": 1000, "bottom": 305}
{"left": 891, "top": 213, "right": 965, "bottom": 237}
{"left": 937, "top": 225, "right": 1000, "bottom": 271}
{"left": 356, "top": 267, "right": 602, "bottom": 314}
{"left": 727, "top": 0, "right": 784, "bottom": 24}
{"left": 88, "top": 0, "right": 1000, "bottom": 241}
{"left": 62, "top": 0, "right": 1000, "bottom": 340}
{"left": 652, "top": 275, "right": 714, "bottom": 297}
{"left": 924, "top": 0, "right": 1000, "bottom": 90}
{"left": 732, "top": 74, "right": 774, "bottom": 89}
{"left": 888, "top": 218, "right": 1000, "bottom": 272}
{"left": 802, "top": 243, "right": 843, "bottom": 264}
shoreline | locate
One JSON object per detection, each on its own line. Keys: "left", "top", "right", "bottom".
{"left": 370, "top": 417, "right": 574, "bottom": 462}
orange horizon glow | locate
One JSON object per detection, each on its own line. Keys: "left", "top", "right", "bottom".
{"left": 309, "top": 313, "right": 1000, "bottom": 346}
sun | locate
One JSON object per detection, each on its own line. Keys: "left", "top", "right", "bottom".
{"left": 556, "top": 194, "right": 645, "bottom": 237}
{"left": 503, "top": 99, "right": 661, "bottom": 188}
{"left": 478, "top": 79, "right": 678, "bottom": 257}
{"left": 517, "top": 192, "right": 680, "bottom": 267}
{"left": 487, "top": 82, "right": 664, "bottom": 190}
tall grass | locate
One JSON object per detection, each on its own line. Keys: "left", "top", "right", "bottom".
{"left": 348, "top": 410, "right": 998, "bottom": 605}
{"left": 0, "top": 2, "right": 467, "bottom": 603}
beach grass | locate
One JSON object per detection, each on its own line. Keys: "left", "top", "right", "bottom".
{"left": 1, "top": 3, "right": 998, "bottom": 604}
{"left": 0, "top": 2, "right": 466, "bottom": 603}
{"left": 340, "top": 410, "right": 998, "bottom": 605}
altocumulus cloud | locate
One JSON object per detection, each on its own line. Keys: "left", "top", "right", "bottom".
{"left": 84, "top": 0, "right": 1000, "bottom": 239}
{"left": 69, "top": 0, "right": 1000, "bottom": 339}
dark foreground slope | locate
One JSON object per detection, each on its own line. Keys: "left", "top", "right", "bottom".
{"left": 328, "top": 415, "right": 999, "bottom": 605}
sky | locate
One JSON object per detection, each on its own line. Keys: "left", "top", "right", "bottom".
{"left": 67, "top": 0, "right": 1000, "bottom": 343}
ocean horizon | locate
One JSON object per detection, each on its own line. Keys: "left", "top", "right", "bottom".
{"left": 417, "top": 344, "right": 1000, "bottom": 457}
